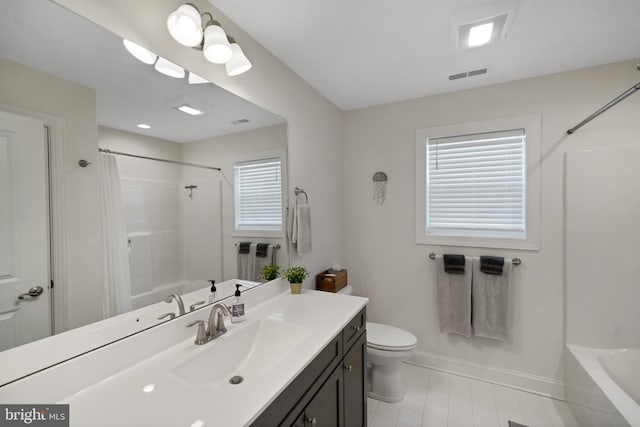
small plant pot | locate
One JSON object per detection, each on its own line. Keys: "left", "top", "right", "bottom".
{"left": 289, "top": 283, "right": 302, "bottom": 294}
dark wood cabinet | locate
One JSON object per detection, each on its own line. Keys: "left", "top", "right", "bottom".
{"left": 252, "top": 307, "right": 367, "bottom": 427}
{"left": 343, "top": 332, "right": 366, "bottom": 427}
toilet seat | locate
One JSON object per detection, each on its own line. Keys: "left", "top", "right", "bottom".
{"left": 366, "top": 322, "right": 417, "bottom": 352}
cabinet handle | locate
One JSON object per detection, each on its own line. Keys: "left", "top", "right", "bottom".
{"left": 305, "top": 416, "right": 317, "bottom": 425}
{"left": 344, "top": 364, "right": 353, "bottom": 372}
{"left": 351, "top": 324, "right": 361, "bottom": 333}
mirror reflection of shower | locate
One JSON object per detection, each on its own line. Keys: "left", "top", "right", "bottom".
{"left": 102, "top": 145, "right": 223, "bottom": 313}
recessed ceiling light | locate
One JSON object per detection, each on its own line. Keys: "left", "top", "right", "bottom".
{"left": 468, "top": 22, "right": 494, "bottom": 47}
{"left": 142, "top": 384, "right": 155, "bottom": 393}
{"left": 137, "top": 123, "right": 151, "bottom": 129}
{"left": 175, "top": 104, "right": 205, "bottom": 116}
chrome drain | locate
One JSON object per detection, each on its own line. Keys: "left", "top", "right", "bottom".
{"left": 229, "top": 375, "right": 244, "bottom": 385}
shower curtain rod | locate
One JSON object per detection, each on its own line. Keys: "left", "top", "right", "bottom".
{"left": 98, "top": 148, "right": 221, "bottom": 171}
{"left": 567, "top": 73, "right": 640, "bottom": 135}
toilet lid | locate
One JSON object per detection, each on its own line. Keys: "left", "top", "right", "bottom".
{"left": 366, "top": 322, "right": 417, "bottom": 351}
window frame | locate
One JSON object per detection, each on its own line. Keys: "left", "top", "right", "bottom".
{"left": 232, "top": 148, "right": 286, "bottom": 238}
{"left": 415, "top": 114, "right": 541, "bottom": 250}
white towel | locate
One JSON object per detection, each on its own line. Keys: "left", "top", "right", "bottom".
{"left": 237, "top": 243, "right": 256, "bottom": 281}
{"left": 435, "top": 255, "right": 472, "bottom": 337}
{"left": 253, "top": 244, "right": 274, "bottom": 282}
{"left": 472, "top": 257, "right": 513, "bottom": 341}
{"left": 291, "top": 203, "right": 312, "bottom": 256}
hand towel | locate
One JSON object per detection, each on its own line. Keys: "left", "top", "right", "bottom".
{"left": 480, "top": 256, "right": 505, "bottom": 275}
{"left": 435, "top": 255, "right": 472, "bottom": 337}
{"left": 237, "top": 242, "right": 256, "bottom": 281}
{"left": 443, "top": 254, "right": 466, "bottom": 274}
{"left": 291, "top": 203, "right": 312, "bottom": 256}
{"left": 472, "top": 257, "right": 513, "bottom": 341}
{"left": 256, "top": 243, "right": 269, "bottom": 258}
{"left": 253, "top": 244, "right": 273, "bottom": 282}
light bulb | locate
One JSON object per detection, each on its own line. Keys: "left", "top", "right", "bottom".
{"left": 203, "top": 25, "right": 233, "bottom": 64}
{"left": 167, "top": 4, "right": 203, "bottom": 47}
{"left": 225, "top": 43, "right": 252, "bottom": 76}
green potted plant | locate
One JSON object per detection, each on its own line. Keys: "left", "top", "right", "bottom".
{"left": 260, "top": 264, "right": 280, "bottom": 282}
{"left": 282, "top": 266, "right": 309, "bottom": 294}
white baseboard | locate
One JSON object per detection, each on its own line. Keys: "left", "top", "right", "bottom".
{"left": 408, "top": 349, "right": 566, "bottom": 400}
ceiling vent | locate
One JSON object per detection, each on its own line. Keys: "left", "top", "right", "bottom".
{"left": 449, "top": 68, "right": 488, "bottom": 81}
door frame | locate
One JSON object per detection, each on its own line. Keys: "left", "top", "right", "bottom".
{"left": 0, "top": 104, "right": 68, "bottom": 334}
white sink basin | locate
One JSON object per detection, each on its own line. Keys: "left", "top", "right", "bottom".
{"left": 170, "top": 317, "right": 311, "bottom": 386}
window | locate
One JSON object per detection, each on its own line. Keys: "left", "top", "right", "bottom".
{"left": 234, "top": 157, "right": 283, "bottom": 231}
{"left": 416, "top": 115, "right": 540, "bottom": 250}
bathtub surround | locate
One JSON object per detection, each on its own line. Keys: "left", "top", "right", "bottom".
{"left": 565, "top": 148, "right": 640, "bottom": 425}
{"left": 343, "top": 60, "right": 640, "bottom": 398}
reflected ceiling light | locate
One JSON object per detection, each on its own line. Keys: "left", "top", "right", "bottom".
{"left": 188, "top": 72, "right": 209, "bottom": 85}
{"left": 142, "top": 384, "right": 155, "bottom": 393}
{"left": 175, "top": 104, "right": 204, "bottom": 116}
{"left": 203, "top": 25, "right": 233, "bottom": 64}
{"left": 137, "top": 123, "right": 151, "bottom": 129}
{"left": 123, "top": 39, "right": 157, "bottom": 65}
{"left": 166, "top": 4, "right": 203, "bottom": 47}
{"left": 165, "top": 4, "right": 251, "bottom": 75}
{"left": 225, "top": 38, "right": 252, "bottom": 77}
{"left": 154, "top": 57, "right": 185, "bottom": 78}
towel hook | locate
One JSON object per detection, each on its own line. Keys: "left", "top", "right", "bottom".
{"left": 294, "top": 187, "right": 309, "bottom": 203}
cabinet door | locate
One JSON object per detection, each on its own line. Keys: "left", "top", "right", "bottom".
{"left": 343, "top": 332, "right": 366, "bottom": 427}
{"left": 303, "top": 366, "right": 344, "bottom": 427}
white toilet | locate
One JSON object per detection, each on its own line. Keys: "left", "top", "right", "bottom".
{"left": 337, "top": 286, "right": 418, "bottom": 402}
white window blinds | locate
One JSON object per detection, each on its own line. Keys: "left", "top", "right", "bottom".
{"left": 426, "top": 129, "right": 526, "bottom": 239}
{"left": 234, "top": 158, "right": 283, "bottom": 231}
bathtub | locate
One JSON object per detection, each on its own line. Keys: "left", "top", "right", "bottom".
{"left": 567, "top": 344, "right": 640, "bottom": 427}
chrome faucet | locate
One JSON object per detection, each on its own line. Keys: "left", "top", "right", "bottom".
{"left": 164, "top": 293, "right": 186, "bottom": 316}
{"left": 208, "top": 303, "right": 231, "bottom": 338}
{"left": 187, "top": 303, "right": 231, "bottom": 345}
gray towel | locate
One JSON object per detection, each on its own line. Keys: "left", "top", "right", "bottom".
{"left": 435, "top": 255, "right": 472, "bottom": 337}
{"left": 237, "top": 243, "right": 256, "bottom": 280}
{"left": 472, "top": 257, "right": 513, "bottom": 341}
{"left": 253, "top": 244, "right": 274, "bottom": 282}
{"left": 291, "top": 203, "right": 312, "bottom": 256}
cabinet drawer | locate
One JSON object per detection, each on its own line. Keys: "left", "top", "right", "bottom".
{"left": 342, "top": 308, "right": 366, "bottom": 352}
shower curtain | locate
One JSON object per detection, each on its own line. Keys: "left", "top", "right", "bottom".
{"left": 99, "top": 153, "right": 132, "bottom": 318}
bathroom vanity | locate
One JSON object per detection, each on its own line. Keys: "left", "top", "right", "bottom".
{"left": 253, "top": 307, "right": 367, "bottom": 426}
{"left": 0, "top": 280, "right": 368, "bottom": 426}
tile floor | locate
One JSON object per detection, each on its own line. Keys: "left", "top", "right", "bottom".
{"left": 366, "top": 363, "right": 580, "bottom": 427}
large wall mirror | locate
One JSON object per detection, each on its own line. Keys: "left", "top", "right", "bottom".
{"left": 0, "top": 0, "right": 288, "bottom": 383}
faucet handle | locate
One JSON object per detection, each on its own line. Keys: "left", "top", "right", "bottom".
{"left": 216, "top": 311, "right": 227, "bottom": 335}
{"left": 187, "top": 320, "right": 208, "bottom": 345}
{"left": 157, "top": 312, "right": 176, "bottom": 321}
{"left": 189, "top": 300, "right": 206, "bottom": 312}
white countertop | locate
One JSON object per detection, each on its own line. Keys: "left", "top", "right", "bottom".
{"left": 1, "top": 286, "right": 367, "bottom": 427}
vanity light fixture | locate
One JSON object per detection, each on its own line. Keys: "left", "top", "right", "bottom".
{"left": 225, "top": 37, "right": 252, "bottom": 76}
{"left": 166, "top": 3, "right": 251, "bottom": 75}
{"left": 188, "top": 71, "right": 209, "bottom": 84}
{"left": 123, "top": 39, "right": 157, "bottom": 65}
{"left": 155, "top": 56, "right": 186, "bottom": 78}
{"left": 175, "top": 104, "right": 205, "bottom": 116}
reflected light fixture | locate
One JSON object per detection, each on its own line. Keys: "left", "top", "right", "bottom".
{"left": 154, "top": 57, "right": 185, "bottom": 78}
{"left": 123, "top": 39, "right": 157, "bottom": 65}
{"left": 226, "top": 38, "right": 252, "bottom": 76}
{"left": 137, "top": 123, "right": 151, "bottom": 129}
{"left": 166, "top": 3, "right": 251, "bottom": 75}
{"left": 188, "top": 72, "right": 209, "bottom": 85}
{"left": 175, "top": 104, "right": 205, "bottom": 116}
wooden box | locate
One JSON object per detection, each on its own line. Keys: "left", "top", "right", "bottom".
{"left": 316, "top": 269, "right": 347, "bottom": 293}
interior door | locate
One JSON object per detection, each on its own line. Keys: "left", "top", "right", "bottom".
{"left": 0, "top": 110, "right": 50, "bottom": 351}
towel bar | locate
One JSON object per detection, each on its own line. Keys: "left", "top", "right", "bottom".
{"left": 234, "top": 243, "right": 281, "bottom": 249}
{"left": 428, "top": 252, "right": 521, "bottom": 266}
